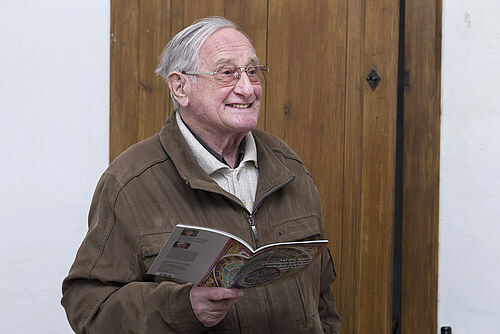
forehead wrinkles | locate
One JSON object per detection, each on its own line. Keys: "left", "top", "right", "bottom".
{"left": 198, "top": 28, "right": 257, "bottom": 69}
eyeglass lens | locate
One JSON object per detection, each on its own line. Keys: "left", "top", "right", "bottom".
{"left": 215, "top": 66, "right": 265, "bottom": 86}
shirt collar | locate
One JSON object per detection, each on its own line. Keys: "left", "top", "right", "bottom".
{"left": 176, "top": 112, "right": 258, "bottom": 175}
{"left": 187, "top": 123, "right": 247, "bottom": 168}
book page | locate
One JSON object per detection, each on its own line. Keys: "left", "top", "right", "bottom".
{"left": 201, "top": 238, "right": 253, "bottom": 287}
{"left": 231, "top": 242, "right": 327, "bottom": 288}
{"left": 147, "top": 225, "right": 231, "bottom": 284}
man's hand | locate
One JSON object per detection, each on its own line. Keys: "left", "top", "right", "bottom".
{"left": 189, "top": 285, "right": 244, "bottom": 327}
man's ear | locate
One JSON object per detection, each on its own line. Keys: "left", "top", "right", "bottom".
{"left": 167, "top": 72, "right": 190, "bottom": 107}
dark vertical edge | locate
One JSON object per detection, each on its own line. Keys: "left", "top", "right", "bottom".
{"left": 342, "top": 0, "right": 364, "bottom": 331}
{"left": 338, "top": 0, "right": 349, "bottom": 315}
{"left": 263, "top": 0, "right": 269, "bottom": 131}
{"left": 392, "top": 0, "right": 405, "bottom": 332}
{"left": 164, "top": 0, "right": 172, "bottom": 118}
{"left": 109, "top": 0, "right": 113, "bottom": 163}
{"left": 137, "top": 0, "right": 142, "bottom": 140}
{"left": 432, "top": 1, "right": 442, "bottom": 332}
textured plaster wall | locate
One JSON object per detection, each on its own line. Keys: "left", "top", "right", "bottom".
{"left": 0, "top": 1, "right": 109, "bottom": 332}
{"left": 439, "top": 0, "right": 500, "bottom": 332}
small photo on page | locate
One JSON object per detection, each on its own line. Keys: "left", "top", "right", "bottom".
{"left": 181, "top": 228, "right": 199, "bottom": 237}
{"left": 173, "top": 241, "right": 191, "bottom": 249}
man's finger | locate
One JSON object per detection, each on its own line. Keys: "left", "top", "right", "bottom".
{"left": 202, "top": 287, "right": 244, "bottom": 301}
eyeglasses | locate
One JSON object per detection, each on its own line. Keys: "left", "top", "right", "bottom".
{"left": 181, "top": 65, "right": 269, "bottom": 87}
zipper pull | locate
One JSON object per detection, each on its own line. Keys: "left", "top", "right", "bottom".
{"left": 245, "top": 211, "right": 259, "bottom": 244}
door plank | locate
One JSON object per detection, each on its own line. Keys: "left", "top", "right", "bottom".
{"left": 110, "top": 0, "right": 140, "bottom": 161}
{"left": 137, "top": 0, "right": 170, "bottom": 141}
{"left": 342, "top": 0, "right": 364, "bottom": 331}
{"left": 401, "top": 0, "right": 441, "bottom": 332}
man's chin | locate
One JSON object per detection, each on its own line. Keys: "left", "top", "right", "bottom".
{"left": 227, "top": 117, "right": 259, "bottom": 133}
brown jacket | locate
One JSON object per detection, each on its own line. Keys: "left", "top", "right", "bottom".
{"left": 62, "top": 114, "right": 341, "bottom": 333}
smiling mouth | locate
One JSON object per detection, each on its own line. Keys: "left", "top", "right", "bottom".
{"left": 226, "top": 103, "right": 252, "bottom": 109}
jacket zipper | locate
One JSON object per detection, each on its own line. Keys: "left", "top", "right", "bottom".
{"left": 245, "top": 175, "right": 295, "bottom": 247}
{"left": 245, "top": 211, "right": 258, "bottom": 244}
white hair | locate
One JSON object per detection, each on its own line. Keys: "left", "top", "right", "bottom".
{"left": 155, "top": 16, "right": 250, "bottom": 111}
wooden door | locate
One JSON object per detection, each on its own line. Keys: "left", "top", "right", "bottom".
{"left": 110, "top": 0, "right": 440, "bottom": 332}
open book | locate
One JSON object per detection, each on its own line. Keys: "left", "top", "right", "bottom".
{"left": 147, "top": 224, "right": 328, "bottom": 289}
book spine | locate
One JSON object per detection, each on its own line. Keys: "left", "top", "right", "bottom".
{"left": 199, "top": 239, "right": 233, "bottom": 286}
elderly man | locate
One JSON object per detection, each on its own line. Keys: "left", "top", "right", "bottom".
{"left": 62, "top": 17, "right": 341, "bottom": 333}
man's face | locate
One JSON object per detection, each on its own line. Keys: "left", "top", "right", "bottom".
{"left": 184, "top": 28, "right": 262, "bottom": 139}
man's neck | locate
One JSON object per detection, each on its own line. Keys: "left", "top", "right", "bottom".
{"left": 178, "top": 112, "right": 247, "bottom": 168}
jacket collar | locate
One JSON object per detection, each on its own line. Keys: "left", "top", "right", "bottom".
{"left": 159, "top": 113, "right": 295, "bottom": 210}
{"left": 175, "top": 111, "right": 258, "bottom": 175}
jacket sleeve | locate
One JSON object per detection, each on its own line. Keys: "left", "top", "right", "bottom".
{"left": 318, "top": 249, "right": 342, "bottom": 333}
{"left": 61, "top": 174, "right": 206, "bottom": 333}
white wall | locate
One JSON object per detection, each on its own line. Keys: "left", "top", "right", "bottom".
{"left": 0, "top": 1, "right": 109, "bottom": 333}
{"left": 439, "top": 0, "right": 500, "bottom": 332}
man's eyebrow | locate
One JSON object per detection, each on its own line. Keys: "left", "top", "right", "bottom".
{"left": 248, "top": 56, "right": 260, "bottom": 65}
{"left": 214, "top": 56, "right": 260, "bottom": 67}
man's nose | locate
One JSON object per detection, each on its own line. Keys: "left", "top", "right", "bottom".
{"left": 233, "top": 71, "right": 255, "bottom": 96}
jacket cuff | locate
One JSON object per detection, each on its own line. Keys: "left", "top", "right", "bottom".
{"left": 159, "top": 282, "right": 206, "bottom": 332}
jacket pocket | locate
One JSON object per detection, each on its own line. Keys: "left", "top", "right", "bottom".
{"left": 265, "top": 215, "right": 325, "bottom": 331}
{"left": 272, "top": 214, "right": 322, "bottom": 242}
{"left": 140, "top": 232, "right": 170, "bottom": 280}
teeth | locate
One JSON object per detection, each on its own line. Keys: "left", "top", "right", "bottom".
{"left": 228, "top": 104, "right": 250, "bottom": 108}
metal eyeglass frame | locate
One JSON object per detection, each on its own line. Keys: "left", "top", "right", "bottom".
{"left": 181, "top": 65, "right": 269, "bottom": 86}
